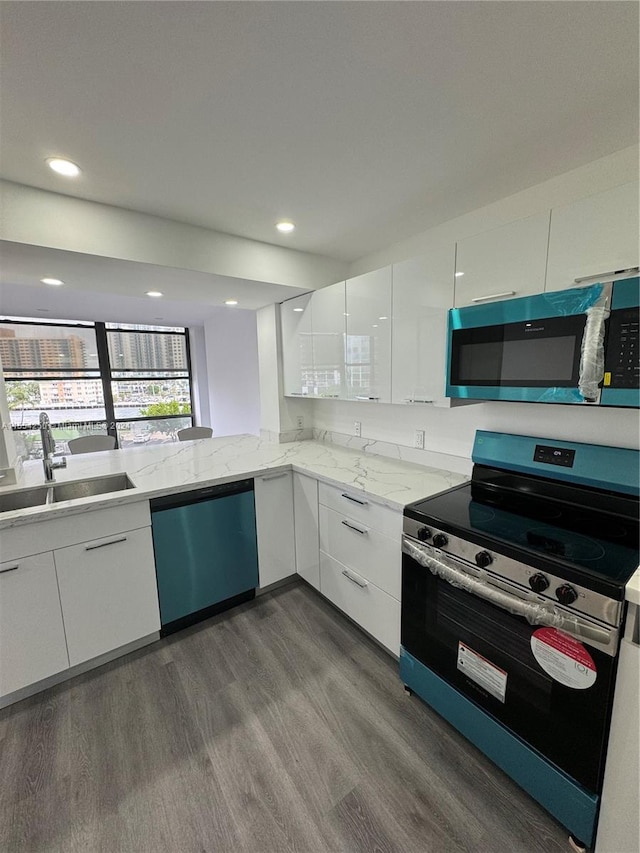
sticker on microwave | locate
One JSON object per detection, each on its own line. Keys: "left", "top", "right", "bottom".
{"left": 457, "top": 642, "right": 507, "bottom": 703}
{"left": 530, "top": 627, "right": 597, "bottom": 689}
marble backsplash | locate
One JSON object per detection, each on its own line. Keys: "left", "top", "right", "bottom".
{"left": 312, "top": 428, "right": 473, "bottom": 476}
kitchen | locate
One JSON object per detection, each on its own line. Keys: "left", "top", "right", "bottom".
{"left": 0, "top": 3, "right": 638, "bottom": 853}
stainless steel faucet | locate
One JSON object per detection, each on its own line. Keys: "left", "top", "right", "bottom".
{"left": 39, "top": 412, "right": 67, "bottom": 482}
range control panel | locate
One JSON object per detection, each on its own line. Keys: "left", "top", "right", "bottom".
{"left": 604, "top": 306, "right": 640, "bottom": 389}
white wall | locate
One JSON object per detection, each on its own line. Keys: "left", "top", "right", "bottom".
{"left": 0, "top": 181, "right": 347, "bottom": 291}
{"left": 204, "top": 309, "right": 260, "bottom": 437}
{"left": 309, "top": 146, "right": 640, "bottom": 460}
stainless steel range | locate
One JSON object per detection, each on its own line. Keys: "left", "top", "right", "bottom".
{"left": 400, "top": 430, "right": 639, "bottom": 850}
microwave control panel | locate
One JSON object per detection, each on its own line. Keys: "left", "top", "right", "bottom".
{"left": 604, "top": 307, "right": 639, "bottom": 389}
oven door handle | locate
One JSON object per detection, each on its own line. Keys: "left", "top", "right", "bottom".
{"left": 403, "top": 537, "right": 617, "bottom": 653}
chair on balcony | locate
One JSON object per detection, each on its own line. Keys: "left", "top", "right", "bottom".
{"left": 177, "top": 427, "right": 213, "bottom": 442}
{"left": 67, "top": 434, "right": 116, "bottom": 455}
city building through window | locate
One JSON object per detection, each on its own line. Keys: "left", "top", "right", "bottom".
{"left": 1, "top": 319, "right": 194, "bottom": 459}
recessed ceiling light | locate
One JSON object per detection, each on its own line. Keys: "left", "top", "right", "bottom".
{"left": 224, "top": 299, "right": 239, "bottom": 306}
{"left": 46, "top": 157, "right": 81, "bottom": 177}
{"left": 146, "top": 290, "right": 163, "bottom": 298}
{"left": 41, "top": 277, "right": 64, "bottom": 286}
{"left": 378, "top": 316, "right": 388, "bottom": 320}
{"left": 276, "top": 221, "right": 295, "bottom": 233}
{"left": 372, "top": 324, "right": 379, "bottom": 328}
{"left": 293, "top": 307, "right": 304, "bottom": 312}
{"left": 455, "top": 271, "right": 464, "bottom": 278}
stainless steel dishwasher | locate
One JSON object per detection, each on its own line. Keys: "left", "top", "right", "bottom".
{"left": 150, "top": 479, "right": 258, "bottom": 636}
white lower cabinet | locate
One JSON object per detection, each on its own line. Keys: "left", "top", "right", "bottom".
{"left": 0, "top": 551, "right": 69, "bottom": 696}
{"left": 55, "top": 526, "right": 160, "bottom": 667}
{"left": 255, "top": 471, "right": 296, "bottom": 587}
{"left": 319, "top": 505, "right": 400, "bottom": 600}
{"left": 320, "top": 552, "right": 400, "bottom": 655}
{"left": 293, "top": 473, "right": 320, "bottom": 589}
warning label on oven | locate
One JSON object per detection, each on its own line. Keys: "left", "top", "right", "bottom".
{"left": 457, "top": 642, "right": 507, "bottom": 703}
{"left": 530, "top": 627, "right": 597, "bottom": 689}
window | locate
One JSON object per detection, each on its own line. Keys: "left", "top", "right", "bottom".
{"left": 2, "top": 319, "right": 194, "bottom": 458}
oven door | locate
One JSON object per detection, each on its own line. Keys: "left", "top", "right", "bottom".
{"left": 401, "top": 540, "right": 618, "bottom": 793}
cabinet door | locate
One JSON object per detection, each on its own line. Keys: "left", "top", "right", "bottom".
{"left": 255, "top": 471, "right": 296, "bottom": 587}
{"left": 345, "top": 267, "right": 392, "bottom": 402}
{"left": 309, "top": 282, "right": 346, "bottom": 398}
{"left": 454, "top": 212, "right": 550, "bottom": 307}
{"left": 281, "top": 293, "right": 313, "bottom": 397}
{"left": 319, "top": 552, "right": 400, "bottom": 655}
{"left": 0, "top": 552, "right": 69, "bottom": 696}
{"left": 546, "top": 182, "right": 639, "bottom": 292}
{"left": 293, "top": 473, "right": 319, "bottom": 590}
{"left": 392, "top": 248, "right": 454, "bottom": 405}
{"left": 55, "top": 527, "right": 160, "bottom": 667}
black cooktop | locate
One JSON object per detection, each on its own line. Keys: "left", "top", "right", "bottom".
{"left": 405, "top": 470, "right": 640, "bottom": 590}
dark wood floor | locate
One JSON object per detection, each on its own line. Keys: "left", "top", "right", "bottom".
{"left": 0, "top": 580, "right": 570, "bottom": 853}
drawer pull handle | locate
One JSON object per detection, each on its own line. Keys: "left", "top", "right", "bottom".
{"left": 85, "top": 537, "right": 127, "bottom": 552}
{"left": 260, "top": 472, "right": 288, "bottom": 481}
{"left": 470, "top": 291, "right": 516, "bottom": 303}
{"left": 341, "top": 520, "right": 368, "bottom": 536}
{"left": 341, "top": 569, "right": 368, "bottom": 589}
{"left": 0, "top": 564, "right": 19, "bottom": 574}
{"left": 341, "top": 493, "right": 368, "bottom": 506}
{"left": 403, "top": 398, "right": 433, "bottom": 404}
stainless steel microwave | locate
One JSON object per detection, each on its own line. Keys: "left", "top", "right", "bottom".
{"left": 446, "top": 276, "right": 639, "bottom": 407}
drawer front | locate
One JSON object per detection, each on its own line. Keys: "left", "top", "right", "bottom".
{"left": 319, "top": 505, "right": 400, "bottom": 600}
{"left": 1, "top": 501, "right": 152, "bottom": 562}
{"left": 0, "top": 552, "right": 69, "bottom": 696}
{"left": 319, "top": 552, "right": 400, "bottom": 655}
{"left": 318, "top": 482, "right": 401, "bottom": 541}
{"left": 55, "top": 526, "right": 160, "bottom": 667}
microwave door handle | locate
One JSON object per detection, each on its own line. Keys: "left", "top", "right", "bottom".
{"left": 402, "top": 537, "right": 615, "bottom": 651}
{"left": 578, "top": 303, "right": 610, "bottom": 401}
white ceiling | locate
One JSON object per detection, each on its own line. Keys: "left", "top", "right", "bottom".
{"left": 0, "top": 242, "right": 308, "bottom": 325}
{"left": 1, "top": 1, "right": 638, "bottom": 264}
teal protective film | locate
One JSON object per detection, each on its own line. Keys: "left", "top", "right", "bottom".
{"left": 611, "top": 276, "right": 639, "bottom": 310}
{"left": 472, "top": 430, "right": 639, "bottom": 495}
{"left": 448, "top": 283, "right": 603, "bottom": 331}
{"left": 601, "top": 387, "right": 640, "bottom": 407}
{"left": 445, "top": 384, "right": 585, "bottom": 403}
{"left": 151, "top": 489, "right": 259, "bottom": 625}
{"left": 399, "top": 649, "right": 598, "bottom": 845}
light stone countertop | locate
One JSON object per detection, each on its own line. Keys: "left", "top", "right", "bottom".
{"left": 0, "top": 434, "right": 468, "bottom": 530}
{"left": 625, "top": 568, "right": 640, "bottom": 607}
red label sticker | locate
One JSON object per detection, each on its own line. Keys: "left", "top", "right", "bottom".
{"left": 531, "top": 627, "right": 597, "bottom": 689}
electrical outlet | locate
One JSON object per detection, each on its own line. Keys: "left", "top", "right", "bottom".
{"left": 354, "top": 421, "right": 362, "bottom": 437}
{"left": 415, "top": 429, "right": 425, "bottom": 450}
{"left": 296, "top": 416, "right": 304, "bottom": 429}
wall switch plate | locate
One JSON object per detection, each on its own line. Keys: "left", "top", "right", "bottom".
{"left": 296, "top": 416, "right": 304, "bottom": 429}
{"left": 415, "top": 429, "right": 425, "bottom": 450}
{"left": 354, "top": 421, "right": 362, "bottom": 437}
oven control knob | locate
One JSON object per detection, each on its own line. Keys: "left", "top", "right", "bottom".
{"left": 417, "top": 526, "right": 432, "bottom": 542}
{"left": 529, "top": 573, "right": 550, "bottom": 593}
{"left": 475, "top": 551, "right": 493, "bottom": 568}
{"left": 432, "top": 533, "right": 449, "bottom": 549}
{"left": 555, "top": 584, "right": 578, "bottom": 606}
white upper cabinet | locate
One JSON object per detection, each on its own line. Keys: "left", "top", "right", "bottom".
{"left": 345, "top": 267, "right": 392, "bottom": 403}
{"left": 545, "top": 182, "right": 639, "bottom": 292}
{"left": 391, "top": 246, "right": 455, "bottom": 405}
{"left": 281, "top": 292, "right": 313, "bottom": 397}
{"left": 309, "top": 281, "right": 346, "bottom": 398}
{"left": 454, "top": 211, "right": 551, "bottom": 307}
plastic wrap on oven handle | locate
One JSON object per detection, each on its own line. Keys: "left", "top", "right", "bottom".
{"left": 402, "top": 537, "right": 611, "bottom": 646}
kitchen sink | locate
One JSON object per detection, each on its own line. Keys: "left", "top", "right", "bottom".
{"left": 51, "top": 474, "right": 135, "bottom": 502}
{"left": 0, "top": 485, "right": 50, "bottom": 513}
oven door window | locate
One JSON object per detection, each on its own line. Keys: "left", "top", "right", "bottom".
{"left": 450, "top": 314, "right": 586, "bottom": 387}
{"left": 401, "top": 553, "right": 615, "bottom": 793}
